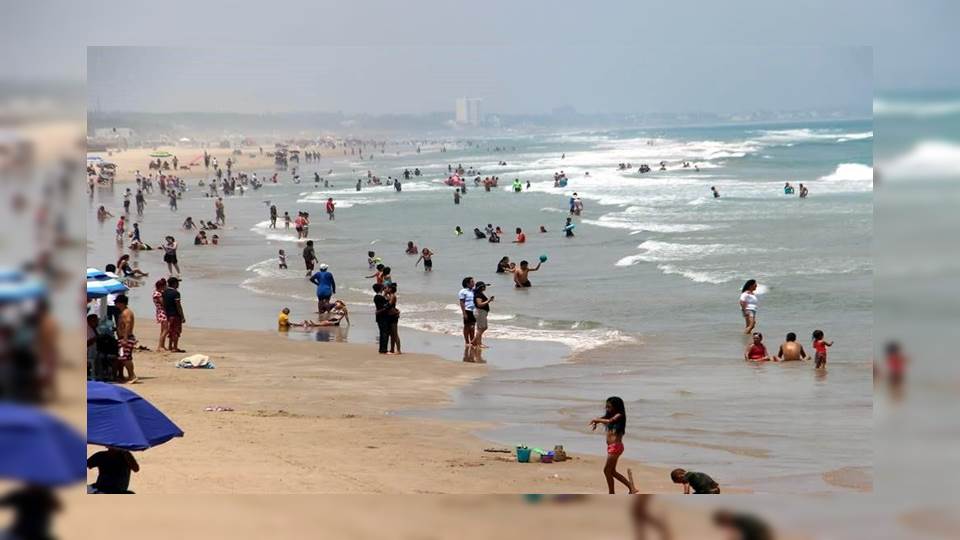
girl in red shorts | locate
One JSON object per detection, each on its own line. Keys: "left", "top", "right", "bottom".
{"left": 590, "top": 396, "right": 637, "bottom": 494}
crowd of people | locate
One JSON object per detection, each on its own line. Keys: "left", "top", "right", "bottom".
{"left": 82, "top": 142, "right": 872, "bottom": 500}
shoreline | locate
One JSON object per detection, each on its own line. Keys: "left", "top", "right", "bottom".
{"left": 89, "top": 320, "right": 697, "bottom": 494}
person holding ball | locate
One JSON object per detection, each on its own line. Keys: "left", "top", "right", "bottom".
{"left": 513, "top": 259, "right": 542, "bottom": 288}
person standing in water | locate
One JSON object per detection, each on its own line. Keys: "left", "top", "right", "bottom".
{"left": 269, "top": 204, "right": 278, "bottom": 228}
{"left": 812, "top": 329, "right": 833, "bottom": 369}
{"left": 325, "top": 197, "right": 336, "bottom": 220}
{"left": 309, "top": 263, "right": 336, "bottom": 315}
{"left": 513, "top": 259, "right": 541, "bottom": 288}
{"left": 302, "top": 240, "right": 318, "bottom": 277}
{"left": 161, "top": 236, "right": 180, "bottom": 277}
{"left": 589, "top": 396, "right": 637, "bottom": 494}
{"left": 711, "top": 186, "right": 720, "bottom": 198}
{"left": 415, "top": 247, "right": 434, "bottom": 272}
{"left": 739, "top": 279, "right": 759, "bottom": 334}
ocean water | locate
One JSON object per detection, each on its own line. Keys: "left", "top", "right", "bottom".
{"left": 88, "top": 118, "right": 873, "bottom": 493}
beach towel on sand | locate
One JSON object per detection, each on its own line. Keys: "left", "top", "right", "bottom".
{"left": 176, "top": 354, "right": 215, "bottom": 369}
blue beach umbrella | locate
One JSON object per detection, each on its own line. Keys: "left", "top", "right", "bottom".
{"left": 87, "top": 382, "right": 184, "bottom": 451}
{"left": 86, "top": 268, "right": 128, "bottom": 300}
{"left": 0, "top": 268, "right": 46, "bottom": 303}
{"left": 0, "top": 404, "right": 86, "bottom": 486}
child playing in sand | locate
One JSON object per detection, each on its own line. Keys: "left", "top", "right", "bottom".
{"left": 589, "top": 396, "right": 637, "bottom": 494}
{"left": 812, "top": 329, "right": 833, "bottom": 369}
{"left": 278, "top": 249, "right": 287, "bottom": 269}
{"left": 670, "top": 468, "right": 720, "bottom": 494}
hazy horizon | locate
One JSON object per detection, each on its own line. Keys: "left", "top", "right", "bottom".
{"left": 88, "top": 46, "right": 872, "bottom": 116}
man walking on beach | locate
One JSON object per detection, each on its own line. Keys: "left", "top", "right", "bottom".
{"left": 302, "top": 240, "right": 317, "bottom": 276}
{"left": 309, "top": 263, "right": 336, "bottom": 315}
{"left": 163, "top": 277, "right": 186, "bottom": 353}
{"left": 458, "top": 277, "right": 476, "bottom": 346}
{"left": 115, "top": 294, "right": 138, "bottom": 384}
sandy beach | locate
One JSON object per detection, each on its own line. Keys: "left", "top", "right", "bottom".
{"left": 89, "top": 145, "right": 279, "bottom": 183}
{"left": 57, "top": 495, "right": 809, "bottom": 540}
{"left": 86, "top": 321, "right": 697, "bottom": 494}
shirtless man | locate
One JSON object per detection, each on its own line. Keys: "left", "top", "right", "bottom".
{"left": 775, "top": 332, "right": 809, "bottom": 361}
{"left": 115, "top": 295, "right": 138, "bottom": 383}
{"left": 512, "top": 260, "right": 541, "bottom": 288}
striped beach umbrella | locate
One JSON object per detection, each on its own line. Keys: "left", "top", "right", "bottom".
{"left": 0, "top": 268, "right": 46, "bottom": 303}
{"left": 86, "top": 268, "right": 128, "bottom": 300}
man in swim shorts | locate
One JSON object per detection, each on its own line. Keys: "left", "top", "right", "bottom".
{"left": 513, "top": 260, "right": 541, "bottom": 288}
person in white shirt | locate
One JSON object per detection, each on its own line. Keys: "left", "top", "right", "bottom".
{"left": 739, "top": 279, "right": 759, "bottom": 334}
{"left": 458, "top": 277, "right": 476, "bottom": 346}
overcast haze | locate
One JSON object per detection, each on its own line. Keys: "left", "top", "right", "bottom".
{"left": 87, "top": 46, "right": 871, "bottom": 115}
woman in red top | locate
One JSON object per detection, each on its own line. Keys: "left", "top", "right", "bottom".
{"left": 744, "top": 332, "right": 774, "bottom": 362}
{"left": 152, "top": 278, "right": 168, "bottom": 351}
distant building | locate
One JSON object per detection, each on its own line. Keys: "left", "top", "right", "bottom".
{"left": 455, "top": 97, "right": 482, "bottom": 125}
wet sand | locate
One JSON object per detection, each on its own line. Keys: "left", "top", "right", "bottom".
{"left": 85, "top": 321, "right": 698, "bottom": 494}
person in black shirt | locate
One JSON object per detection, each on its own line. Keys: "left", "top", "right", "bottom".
{"left": 0, "top": 486, "right": 61, "bottom": 540}
{"left": 372, "top": 283, "right": 391, "bottom": 354}
{"left": 162, "top": 277, "right": 185, "bottom": 352}
{"left": 87, "top": 448, "right": 139, "bottom": 494}
{"left": 670, "top": 468, "right": 720, "bottom": 494}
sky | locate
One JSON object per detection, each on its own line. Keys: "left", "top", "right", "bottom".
{"left": 86, "top": 46, "right": 871, "bottom": 115}
{"left": 1, "top": 1, "right": 957, "bottom": 108}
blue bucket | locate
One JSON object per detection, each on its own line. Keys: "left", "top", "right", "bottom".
{"left": 516, "top": 446, "right": 531, "bottom": 463}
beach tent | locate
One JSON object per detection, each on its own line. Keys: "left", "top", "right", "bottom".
{"left": 86, "top": 267, "right": 128, "bottom": 300}
{"left": 149, "top": 151, "right": 173, "bottom": 158}
{"left": 87, "top": 155, "right": 104, "bottom": 163}
{"left": 87, "top": 381, "right": 184, "bottom": 451}
{"left": 0, "top": 404, "right": 86, "bottom": 486}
